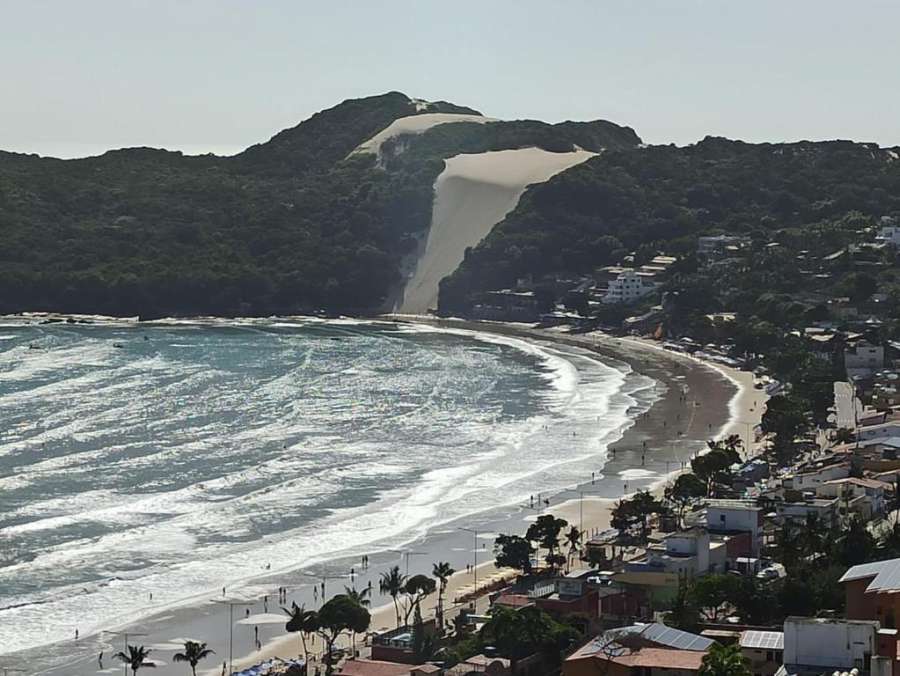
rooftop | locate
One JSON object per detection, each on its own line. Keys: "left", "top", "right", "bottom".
{"left": 608, "top": 623, "right": 714, "bottom": 651}
{"left": 615, "top": 648, "right": 706, "bottom": 670}
{"left": 338, "top": 659, "right": 439, "bottom": 676}
{"left": 740, "top": 630, "right": 784, "bottom": 651}
{"left": 839, "top": 558, "right": 900, "bottom": 592}
{"left": 823, "top": 477, "right": 891, "bottom": 490}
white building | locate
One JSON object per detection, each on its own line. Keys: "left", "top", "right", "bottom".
{"left": 783, "top": 463, "right": 851, "bottom": 492}
{"left": 780, "top": 617, "right": 887, "bottom": 676}
{"left": 603, "top": 270, "right": 658, "bottom": 305}
{"left": 876, "top": 224, "right": 900, "bottom": 247}
{"left": 777, "top": 497, "right": 839, "bottom": 528}
{"left": 816, "top": 478, "right": 888, "bottom": 519}
{"left": 705, "top": 499, "right": 763, "bottom": 556}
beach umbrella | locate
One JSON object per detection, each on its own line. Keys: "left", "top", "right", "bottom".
{"left": 235, "top": 613, "right": 288, "bottom": 625}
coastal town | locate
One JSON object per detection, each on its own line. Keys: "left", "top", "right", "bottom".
{"left": 83, "top": 219, "right": 900, "bottom": 676}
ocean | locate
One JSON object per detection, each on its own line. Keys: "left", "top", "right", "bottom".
{"left": 0, "top": 317, "right": 657, "bottom": 662}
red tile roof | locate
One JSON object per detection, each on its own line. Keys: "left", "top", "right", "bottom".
{"left": 338, "top": 659, "right": 426, "bottom": 676}
{"left": 567, "top": 646, "right": 705, "bottom": 671}
{"left": 494, "top": 593, "right": 532, "bottom": 608}
{"left": 614, "top": 648, "right": 706, "bottom": 670}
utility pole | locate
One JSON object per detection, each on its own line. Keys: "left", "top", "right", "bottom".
{"left": 211, "top": 598, "right": 254, "bottom": 675}
{"left": 105, "top": 630, "right": 148, "bottom": 676}
{"left": 458, "top": 527, "right": 479, "bottom": 596}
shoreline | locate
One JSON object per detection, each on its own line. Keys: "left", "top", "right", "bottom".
{"left": 219, "top": 318, "right": 764, "bottom": 674}
{"left": 5, "top": 316, "right": 762, "bottom": 675}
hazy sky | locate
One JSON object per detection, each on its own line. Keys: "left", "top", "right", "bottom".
{"left": 3, "top": 0, "right": 898, "bottom": 158}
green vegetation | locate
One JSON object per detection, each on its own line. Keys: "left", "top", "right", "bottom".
{"left": 699, "top": 643, "right": 751, "bottom": 676}
{"left": 439, "top": 139, "right": 900, "bottom": 314}
{"left": 610, "top": 490, "right": 670, "bottom": 543}
{"left": 172, "top": 641, "right": 215, "bottom": 676}
{"left": 445, "top": 605, "right": 579, "bottom": 671}
{"left": 113, "top": 644, "right": 154, "bottom": 676}
{"left": 0, "top": 92, "right": 638, "bottom": 316}
{"left": 493, "top": 533, "right": 536, "bottom": 573}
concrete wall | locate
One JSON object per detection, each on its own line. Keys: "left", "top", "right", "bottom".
{"left": 783, "top": 618, "right": 877, "bottom": 670}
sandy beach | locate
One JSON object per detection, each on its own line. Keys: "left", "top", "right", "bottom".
{"left": 213, "top": 321, "right": 766, "bottom": 674}
{"left": 396, "top": 148, "right": 596, "bottom": 314}
{"left": 22, "top": 320, "right": 763, "bottom": 676}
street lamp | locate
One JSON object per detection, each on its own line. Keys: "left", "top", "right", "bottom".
{"left": 211, "top": 598, "right": 254, "bottom": 675}
{"left": 458, "top": 528, "right": 479, "bottom": 596}
{"left": 105, "top": 630, "right": 148, "bottom": 676}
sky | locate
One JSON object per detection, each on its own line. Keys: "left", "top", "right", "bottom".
{"left": 2, "top": 0, "right": 899, "bottom": 158}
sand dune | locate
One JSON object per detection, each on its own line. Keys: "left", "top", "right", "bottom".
{"left": 353, "top": 112, "right": 496, "bottom": 156}
{"left": 397, "top": 147, "right": 596, "bottom": 314}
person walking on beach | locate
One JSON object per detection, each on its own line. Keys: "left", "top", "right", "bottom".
{"left": 99, "top": 652, "right": 103, "bottom": 669}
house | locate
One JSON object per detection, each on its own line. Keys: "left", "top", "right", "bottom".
{"left": 605, "top": 623, "right": 714, "bottom": 652}
{"left": 445, "top": 654, "right": 511, "bottom": 676}
{"left": 740, "top": 630, "right": 784, "bottom": 676}
{"left": 776, "top": 497, "right": 839, "bottom": 528}
{"left": 603, "top": 270, "right": 658, "bottom": 305}
{"left": 816, "top": 478, "right": 888, "bottom": 519}
{"left": 846, "top": 341, "right": 886, "bottom": 380}
{"left": 782, "top": 462, "right": 851, "bottom": 492}
{"left": 876, "top": 222, "right": 900, "bottom": 247}
{"left": 777, "top": 616, "right": 892, "bottom": 676}
{"left": 564, "top": 643, "right": 706, "bottom": 676}
{"left": 616, "top": 529, "right": 725, "bottom": 603}
{"left": 858, "top": 423, "right": 900, "bottom": 443}
{"left": 705, "top": 500, "right": 763, "bottom": 557}
{"left": 371, "top": 623, "right": 438, "bottom": 664}
{"left": 338, "top": 659, "right": 442, "bottom": 676}
{"left": 531, "top": 570, "right": 602, "bottom": 626}
{"left": 841, "top": 558, "right": 900, "bottom": 627}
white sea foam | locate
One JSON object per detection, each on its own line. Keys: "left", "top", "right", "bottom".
{"left": 0, "top": 319, "right": 657, "bottom": 657}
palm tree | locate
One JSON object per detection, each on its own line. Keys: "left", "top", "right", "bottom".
{"left": 114, "top": 645, "right": 155, "bottom": 676}
{"left": 432, "top": 561, "right": 455, "bottom": 632}
{"left": 699, "top": 643, "right": 751, "bottom": 676}
{"left": 379, "top": 565, "right": 407, "bottom": 628}
{"left": 283, "top": 601, "right": 319, "bottom": 662}
{"left": 172, "top": 641, "right": 214, "bottom": 676}
{"left": 565, "top": 525, "right": 582, "bottom": 570}
{"left": 344, "top": 585, "right": 371, "bottom": 607}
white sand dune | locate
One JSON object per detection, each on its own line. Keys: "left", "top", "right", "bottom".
{"left": 353, "top": 112, "right": 496, "bottom": 156}
{"left": 397, "top": 147, "right": 596, "bottom": 314}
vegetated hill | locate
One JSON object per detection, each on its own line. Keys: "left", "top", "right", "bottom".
{"left": 0, "top": 92, "right": 640, "bottom": 317}
{"left": 438, "top": 137, "right": 900, "bottom": 314}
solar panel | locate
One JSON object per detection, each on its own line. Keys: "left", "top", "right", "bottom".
{"left": 741, "top": 631, "right": 784, "bottom": 650}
